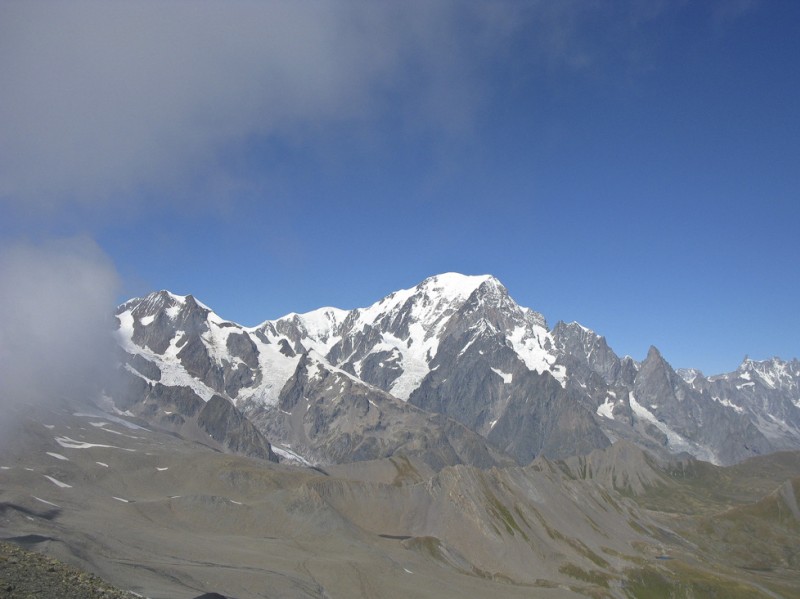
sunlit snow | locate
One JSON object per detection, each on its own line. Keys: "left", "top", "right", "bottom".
{"left": 629, "top": 393, "right": 718, "bottom": 464}
{"left": 55, "top": 436, "right": 135, "bottom": 451}
{"left": 32, "top": 496, "right": 60, "bottom": 508}
{"left": 491, "top": 368, "right": 513, "bottom": 384}
{"left": 43, "top": 475, "right": 72, "bottom": 488}
{"left": 596, "top": 398, "right": 615, "bottom": 420}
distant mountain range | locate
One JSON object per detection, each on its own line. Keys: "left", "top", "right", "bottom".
{"left": 113, "top": 273, "right": 800, "bottom": 467}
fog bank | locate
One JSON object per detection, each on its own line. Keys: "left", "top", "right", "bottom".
{"left": 0, "top": 238, "right": 120, "bottom": 427}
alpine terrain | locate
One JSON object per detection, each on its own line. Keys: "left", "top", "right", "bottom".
{"left": 114, "top": 272, "right": 800, "bottom": 467}
{"left": 2, "top": 272, "right": 799, "bottom": 598}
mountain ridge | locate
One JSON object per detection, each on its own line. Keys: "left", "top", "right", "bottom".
{"left": 113, "top": 272, "right": 800, "bottom": 467}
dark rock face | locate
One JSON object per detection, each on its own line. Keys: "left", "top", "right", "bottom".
{"left": 244, "top": 353, "right": 513, "bottom": 469}
{"left": 408, "top": 292, "right": 610, "bottom": 463}
{"left": 552, "top": 321, "right": 621, "bottom": 385}
{"left": 198, "top": 395, "right": 277, "bottom": 462}
{"left": 357, "top": 349, "right": 404, "bottom": 390}
{"left": 109, "top": 367, "right": 277, "bottom": 462}
{"left": 226, "top": 332, "right": 259, "bottom": 369}
{"left": 277, "top": 338, "right": 295, "bottom": 357}
{"left": 630, "top": 346, "right": 774, "bottom": 464}
{"left": 125, "top": 353, "right": 161, "bottom": 381}
{"left": 489, "top": 382, "right": 610, "bottom": 464}
{"left": 178, "top": 334, "right": 225, "bottom": 392}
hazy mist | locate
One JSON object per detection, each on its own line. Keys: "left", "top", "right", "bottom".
{"left": 0, "top": 237, "right": 120, "bottom": 439}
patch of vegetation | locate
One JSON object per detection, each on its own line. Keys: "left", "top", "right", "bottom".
{"left": 600, "top": 546, "right": 644, "bottom": 565}
{"left": 597, "top": 488, "right": 625, "bottom": 513}
{"left": 513, "top": 504, "right": 531, "bottom": 528}
{"left": 526, "top": 505, "right": 566, "bottom": 541}
{"left": 584, "top": 513, "right": 606, "bottom": 535}
{"left": 389, "top": 455, "right": 422, "bottom": 486}
{"left": 563, "top": 538, "right": 609, "bottom": 569}
{"left": 624, "top": 562, "right": 774, "bottom": 599}
{"left": 558, "top": 563, "right": 611, "bottom": 588}
{"left": 481, "top": 484, "right": 529, "bottom": 540}
{"left": 403, "top": 535, "right": 442, "bottom": 559}
{"left": 627, "top": 518, "right": 648, "bottom": 535}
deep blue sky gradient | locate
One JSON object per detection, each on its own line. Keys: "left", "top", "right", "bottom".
{"left": 2, "top": 1, "right": 798, "bottom": 375}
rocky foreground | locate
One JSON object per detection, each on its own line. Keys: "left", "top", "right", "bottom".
{"left": 0, "top": 540, "right": 138, "bottom": 599}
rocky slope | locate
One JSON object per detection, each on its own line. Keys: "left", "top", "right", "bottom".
{"left": 2, "top": 398, "right": 798, "bottom": 598}
{"left": 0, "top": 541, "right": 140, "bottom": 599}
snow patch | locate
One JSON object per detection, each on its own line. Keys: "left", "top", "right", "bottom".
{"left": 629, "top": 393, "right": 718, "bottom": 464}
{"left": 272, "top": 445, "right": 313, "bottom": 466}
{"left": 711, "top": 396, "right": 745, "bottom": 414}
{"left": 596, "top": 398, "right": 615, "bottom": 420}
{"left": 46, "top": 452, "right": 69, "bottom": 461}
{"left": 32, "top": 496, "right": 60, "bottom": 508}
{"left": 490, "top": 368, "right": 512, "bottom": 384}
{"left": 507, "top": 325, "right": 565, "bottom": 386}
{"left": 74, "top": 411, "right": 147, "bottom": 431}
{"left": 55, "top": 436, "right": 134, "bottom": 451}
{"left": 43, "top": 475, "right": 71, "bottom": 488}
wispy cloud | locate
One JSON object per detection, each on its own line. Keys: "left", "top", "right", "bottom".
{"left": 0, "top": 1, "right": 753, "bottom": 218}
{"left": 0, "top": 2, "right": 508, "bottom": 211}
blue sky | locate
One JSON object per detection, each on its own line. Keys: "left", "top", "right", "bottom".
{"left": 1, "top": 1, "right": 798, "bottom": 375}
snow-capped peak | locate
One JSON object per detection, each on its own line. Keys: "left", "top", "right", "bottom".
{"left": 355, "top": 273, "right": 493, "bottom": 325}
{"left": 258, "top": 306, "right": 349, "bottom": 355}
{"left": 417, "top": 272, "right": 495, "bottom": 300}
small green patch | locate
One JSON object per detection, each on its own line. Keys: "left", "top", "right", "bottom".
{"left": 389, "top": 455, "right": 422, "bottom": 486}
{"left": 559, "top": 563, "right": 610, "bottom": 588}
{"left": 627, "top": 518, "right": 648, "bottom": 535}
{"left": 624, "top": 562, "right": 774, "bottom": 599}
{"left": 482, "top": 485, "right": 529, "bottom": 540}
{"left": 563, "top": 537, "right": 610, "bottom": 569}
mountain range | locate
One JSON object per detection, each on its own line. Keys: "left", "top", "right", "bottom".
{"left": 112, "top": 272, "right": 800, "bottom": 468}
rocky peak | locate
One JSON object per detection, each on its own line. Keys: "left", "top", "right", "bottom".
{"left": 552, "top": 321, "right": 621, "bottom": 385}
{"left": 634, "top": 345, "right": 690, "bottom": 405}
{"left": 645, "top": 345, "right": 663, "bottom": 363}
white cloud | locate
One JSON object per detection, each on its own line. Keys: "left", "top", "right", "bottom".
{"left": 0, "top": 1, "right": 750, "bottom": 214}
{"left": 0, "top": 1, "right": 511, "bottom": 210}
